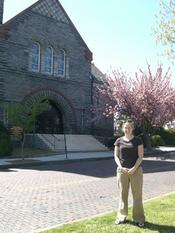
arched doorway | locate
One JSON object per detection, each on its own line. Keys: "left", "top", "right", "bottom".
{"left": 35, "top": 100, "right": 63, "bottom": 134}
{"left": 23, "top": 88, "right": 77, "bottom": 134}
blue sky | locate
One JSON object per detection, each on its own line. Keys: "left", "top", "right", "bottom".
{"left": 3, "top": 0, "right": 172, "bottom": 75}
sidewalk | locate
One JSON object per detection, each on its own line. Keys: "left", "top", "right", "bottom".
{"left": 0, "top": 146, "right": 175, "bottom": 169}
{"left": 0, "top": 151, "right": 113, "bottom": 168}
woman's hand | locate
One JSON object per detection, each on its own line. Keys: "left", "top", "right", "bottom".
{"left": 127, "top": 167, "right": 136, "bottom": 175}
{"left": 121, "top": 167, "right": 129, "bottom": 174}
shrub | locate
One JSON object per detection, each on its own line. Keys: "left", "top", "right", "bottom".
{"left": 151, "top": 134, "right": 165, "bottom": 147}
{"left": 155, "top": 127, "right": 175, "bottom": 146}
{"left": 0, "top": 123, "right": 13, "bottom": 157}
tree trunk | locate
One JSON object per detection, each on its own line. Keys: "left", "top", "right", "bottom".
{"left": 144, "top": 133, "right": 152, "bottom": 152}
{"left": 21, "top": 133, "right": 25, "bottom": 160}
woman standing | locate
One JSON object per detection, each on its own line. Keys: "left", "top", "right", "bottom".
{"left": 114, "top": 119, "right": 145, "bottom": 227}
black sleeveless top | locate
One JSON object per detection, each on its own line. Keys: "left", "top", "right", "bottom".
{"left": 114, "top": 136, "right": 143, "bottom": 168}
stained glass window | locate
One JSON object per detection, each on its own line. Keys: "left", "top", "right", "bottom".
{"left": 31, "top": 42, "right": 40, "bottom": 71}
{"left": 44, "top": 47, "right": 53, "bottom": 74}
{"left": 57, "top": 49, "right": 65, "bottom": 77}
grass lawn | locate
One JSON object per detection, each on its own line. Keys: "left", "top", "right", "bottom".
{"left": 43, "top": 193, "right": 175, "bottom": 233}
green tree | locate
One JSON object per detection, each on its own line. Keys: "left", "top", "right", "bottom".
{"left": 5, "top": 101, "right": 49, "bottom": 159}
{"left": 0, "top": 122, "right": 13, "bottom": 157}
{"left": 155, "top": 0, "right": 175, "bottom": 61}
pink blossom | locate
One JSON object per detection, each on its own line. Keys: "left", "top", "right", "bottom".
{"left": 93, "top": 64, "right": 175, "bottom": 130}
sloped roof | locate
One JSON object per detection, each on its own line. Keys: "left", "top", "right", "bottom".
{"left": 31, "top": 0, "right": 69, "bottom": 23}
{"left": 1, "top": 0, "right": 92, "bottom": 53}
{"left": 91, "top": 63, "right": 106, "bottom": 83}
{"left": 3, "top": 0, "right": 70, "bottom": 25}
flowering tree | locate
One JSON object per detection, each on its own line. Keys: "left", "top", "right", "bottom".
{"left": 93, "top": 65, "right": 175, "bottom": 150}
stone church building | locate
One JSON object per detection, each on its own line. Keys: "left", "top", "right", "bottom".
{"left": 0, "top": 0, "right": 113, "bottom": 140}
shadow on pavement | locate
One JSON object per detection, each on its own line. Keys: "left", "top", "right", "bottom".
{"left": 4, "top": 158, "right": 174, "bottom": 178}
{"left": 143, "top": 160, "right": 175, "bottom": 173}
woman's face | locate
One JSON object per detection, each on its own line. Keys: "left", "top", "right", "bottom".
{"left": 122, "top": 122, "right": 134, "bottom": 135}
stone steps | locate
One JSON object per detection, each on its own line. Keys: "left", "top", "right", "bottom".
{"left": 27, "top": 134, "right": 109, "bottom": 152}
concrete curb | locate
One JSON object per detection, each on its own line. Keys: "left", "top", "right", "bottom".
{"left": 0, "top": 150, "right": 175, "bottom": 170}
{"left": 0, "top": 156, "right": 114, "bottom": 169}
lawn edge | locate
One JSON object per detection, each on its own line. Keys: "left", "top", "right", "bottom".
{"left": 34, "top": 190, "right": 175, "bottom": 233}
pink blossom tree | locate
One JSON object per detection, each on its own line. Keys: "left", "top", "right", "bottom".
{"left": 93, "top": 65, "right": 175, "bottom": 150}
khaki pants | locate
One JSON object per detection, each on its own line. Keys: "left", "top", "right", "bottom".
{"left": 117, "top": 166, "right": 145, "bottom": 222}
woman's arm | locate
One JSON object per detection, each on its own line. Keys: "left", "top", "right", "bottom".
{"left": 114, "top": 145, "right": 122, "bottom": 168}
{"left": 127, "top": 144, "right": 144, "bottom": 175}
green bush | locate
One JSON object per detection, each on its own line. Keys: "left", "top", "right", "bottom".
{"left": 151, "top": 134, "right": 165, "bottom": 147}
{"left": 154, "top": 127, "right": 175, "bottom": 146}
{"left": 0, "top": 123, "right": 13, "bottom": 157}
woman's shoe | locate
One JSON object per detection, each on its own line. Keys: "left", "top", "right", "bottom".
{"left": 137, "top": 222, "right": 145, "bottom": 228}
{"left": 115, "top": 218, "right": 126, "bottom": 225}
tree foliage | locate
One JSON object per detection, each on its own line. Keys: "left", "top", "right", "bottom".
{"left": 94, "top": 64, "right": 175, "bottom": 137}
{"left": 6, "top": 101, "right": 49, "bottom": 133}
{"left": 155, "top": 0, "right": 175, "bottom": 60}
{"left": 5, "top": 101, "right": 49, "bottom": 159}
{"left": 0, "top": 122, "right": 13, "bottom": 157}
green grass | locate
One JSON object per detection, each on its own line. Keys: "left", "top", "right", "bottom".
{"left": 43, "top": 193, "right": 175, "bottom": 233}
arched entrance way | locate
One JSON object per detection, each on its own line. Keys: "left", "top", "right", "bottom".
{"left": 23, "top": 88, "right": 77, "bottom": 134}
{"left": 36, "top": 100, "right": 63, "bottom": 134}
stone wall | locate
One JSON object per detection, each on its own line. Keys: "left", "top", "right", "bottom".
{"left": 0, "top": 6, "right": 92, "bottom": 134}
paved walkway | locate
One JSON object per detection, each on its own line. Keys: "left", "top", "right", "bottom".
{"left": 0, "top": 151, "right": 113, "bottom": 168}
{"left": 0, "top": 150, "right": 175, "bottom": 233}
{"left": 0, "top": 146, "right": 175, "bottom": 169}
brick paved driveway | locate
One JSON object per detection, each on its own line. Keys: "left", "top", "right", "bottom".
{"left": 0, "top": 157, "right": 175, "bottom": 233}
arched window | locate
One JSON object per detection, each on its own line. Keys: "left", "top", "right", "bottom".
{"left": 57, "top": 49, "right": 65, "bottom": 77}
{"left": 44, "top": 47, "right": 53, "bottom": 74}
{"left": 31, "top": 42, "right": 40, "bottom": 72}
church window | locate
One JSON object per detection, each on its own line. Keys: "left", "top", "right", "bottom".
{"left": 31, "top": 42, "right": 40, "bottom": 72}
{"left": 57, "top": 49, "right": 65, "bottom": 77}
{"left": 44, "top": 47, "right": 53, "bottom": 74}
